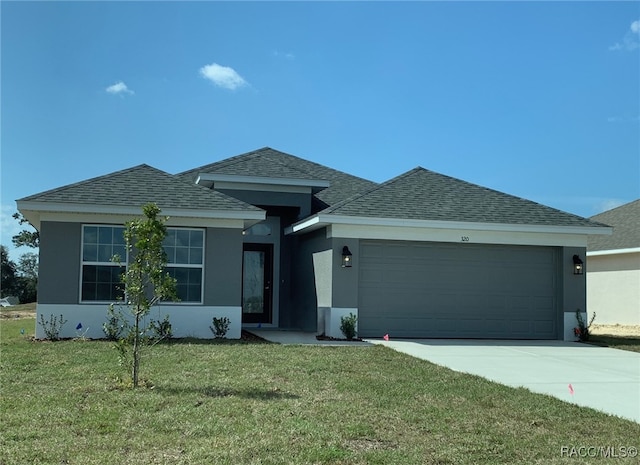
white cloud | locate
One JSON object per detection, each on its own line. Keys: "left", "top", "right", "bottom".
{"left": 199, "top": 63, "right": 248, "bottom": 90}
{"left": 106, "top": 81, "right": 134, "bottom": 95}
{"left": 609, "top": 19, "right": 640, "bottom": 51}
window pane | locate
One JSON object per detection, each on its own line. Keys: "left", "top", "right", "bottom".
{"left": 98, "top": 227, "right": 112, "bottom": 245}
{"left": 113, "top": 227, "right": 125, "bottom": 245}
{"left": 83, "top": 265, "right": 96, "bottom": 282}
{"left": 98, "top": 244, "right": 113, "bottom": 262}
{"left": 176, "top": 230, "right": 190, "bottom": 247}
{"left": 190, "top": 230, "right": 203, "bottom": 248}
{"left": 163, "top": 230, "right": 175, "bottom": 249}
{"left": 167, "top": 267, "right": 202, "bottom": 302}
{"left": 187, "top": 284, "right": 201, "bottom": 302}
{"left": 83, "top": 244, "right": 98, "bottom": 262}
{"left": 188, "top": 268, "right": 202, "bottom": 284}
{"left": 82, "top": 265, "right": 123, "bottom": 301}
{"left": 189, "top": 247, "right": 203, "bottom": 265}
{"left": 82, "top": 282, "right": 96, "bottom": 301}
{"left": 84, "top": 226, "right": 98, "bottom": 244}
{"left": 175, "top": 247, "right": 189, "bottom": 264}
{"left": 112, "top": 245, "right": 126, "bottom": 263}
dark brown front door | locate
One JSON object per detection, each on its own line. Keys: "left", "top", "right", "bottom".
{"left": 242, "top": 243, "right": 273, "bottom": 324}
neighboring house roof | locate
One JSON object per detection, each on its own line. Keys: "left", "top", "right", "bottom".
{"left": 588, "top": 199, "right": 640, "bottom": 251}
{"left": 177, "top": 147, "right": 377, "bottom": 207}
{"left": 319, "top": 167, "right": 607, "bottom": 228}
{"left": 17, "top": 164, "right": 263, "bottom": 220}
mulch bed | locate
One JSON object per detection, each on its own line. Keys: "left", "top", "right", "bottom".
{"left": 316, "top": 334, "right": 364, "bottom": 342}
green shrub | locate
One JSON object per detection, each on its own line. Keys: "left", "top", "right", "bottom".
{"left": 149, "top": 314, "right": 173, "bottom": 341}
{"left": 574, "top": 309, "right": 596, "bottom": 342}
{"left": 340, "top": 313, "right": 358, "bottom": 340}
{"left": 210, "top": 316, "right": 231, "bottom": 339}
{"left": 38, "top": 313, "right": 67, "bottom": 341}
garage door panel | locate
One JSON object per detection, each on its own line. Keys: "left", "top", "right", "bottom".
{"left": 359, "top": 241, "right": 559, "bottom": 339}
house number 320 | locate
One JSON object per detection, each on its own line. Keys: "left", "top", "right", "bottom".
{"left": 461, "top": 236, "right": 470, "bottom": 242}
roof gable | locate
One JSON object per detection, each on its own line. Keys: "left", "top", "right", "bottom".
{"left": 178, "top": 147, "right": 377, "bottom": 207}
{"left": 322, "top": 167, "right": 606, "bottom": 228}
{"left": 588, "top": 199, "right": 640, "bottom": 251}
{"left": 18, "top": 164, "right": 261, "bottom": 213}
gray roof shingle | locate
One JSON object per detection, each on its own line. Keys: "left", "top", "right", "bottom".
{"left": 588, "top": 199, "right": 640, "bottom": 251}
{"left": 321, "top": 167, "right": 607, "bottom": 228}
{"left": 18, "top": 164, "right": 261, "bottom": 213}
{"left": 178, "top": 147, "right": 377, "bottom": 207}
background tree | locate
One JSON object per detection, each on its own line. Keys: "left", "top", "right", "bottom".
{"left": 1, "top": 246, "right": 17, "bottom": 297}
{"left": 12, "top": 213, "right": 39, "bottom": 249}
{"left": 16, "top": 253, "right": 38, "bottom": 303}
{"left": 117, "top": 203, "right": 176, "bottom": 388}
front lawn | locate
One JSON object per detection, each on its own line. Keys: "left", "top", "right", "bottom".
{"left": 1, "top": 318, "right": 638, "bottom": 464}
{"left": 586, "top": 334, "right": 640, "bottom": 353}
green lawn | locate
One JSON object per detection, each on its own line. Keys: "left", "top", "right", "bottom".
{"left": 1, "top": 318, "right": 639, "bottom": 464}
{"left": 587, "top": 334, "right": 640, "bottom": 353}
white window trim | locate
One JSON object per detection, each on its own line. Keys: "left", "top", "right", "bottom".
{"left": 79, "top": 225, "right": 206, "bottom": 305}
{"left": 163, "top": 227, "right": 206, "bottom": 305}
{"left": 79, "top": 224, "right": 127, "bottom": 304}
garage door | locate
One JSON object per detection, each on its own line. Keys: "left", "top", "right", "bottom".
{"left": 359, "top": 241, "right": 559, "bottom": 339}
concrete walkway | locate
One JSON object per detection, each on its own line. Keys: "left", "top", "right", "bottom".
{"left": 369, "top": 339, "right": 640, "bottom": 423}
{"left": 250, "top": 331, "right": 640, "bottom": 423}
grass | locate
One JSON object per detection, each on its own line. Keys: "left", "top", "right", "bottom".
{"left": 1, "top": 319, "right": 639, "bottom": 464}
{"left": 586, "top": 334, "right": 640, "bottom": 353}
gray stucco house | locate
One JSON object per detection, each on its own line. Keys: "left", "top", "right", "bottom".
{"left": 17, "top": 147, "right": 611, "bottom": 340}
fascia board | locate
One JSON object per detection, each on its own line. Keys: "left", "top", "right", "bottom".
{"left": 289, "top": 213, "right": 612, "bottom": 236}
{"left": 16, "top": 200, "right": 266, "bottom": 221}
{"left": 587, "top": 247, "right": 640, "bottom": 257}
{"left": 196, "top": 173, "right": 330, "bottom": 190}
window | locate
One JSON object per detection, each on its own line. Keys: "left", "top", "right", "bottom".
{"left": 80, "top": 225, "right": 205, "bottom": 304}
{"left": 81, "top": 226, "right": 126, "bottom": 302}
{"left": 163, "top": 229, "right": 204, "bottom": 303}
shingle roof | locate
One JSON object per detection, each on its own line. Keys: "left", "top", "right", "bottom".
{"left": 18, "top": 164, "right": 261, "bottom": 213}
{"left": 588, "top": 199, "right": 640, "bottom": 251}
{"left": 321, "top": 167, "right": 607, "bottom": 228}
{"left": 178, "top": 147, "right": 377, "bottom": 207}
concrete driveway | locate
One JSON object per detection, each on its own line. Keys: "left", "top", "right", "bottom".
{"left": 368, "top": 339, "right": 640, "bottom": 423}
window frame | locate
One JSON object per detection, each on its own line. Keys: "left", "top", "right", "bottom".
{"left": 79, "top": 225, "right": 206, "bottom": 305}
{"left": 162, "top": 227, "right": 206, "bottom": 305}
{"left": 79, "top": 224, "right": 127, "bottom": 304}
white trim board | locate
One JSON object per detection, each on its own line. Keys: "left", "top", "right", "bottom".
{"left": 587, "top": 247, "right": 640, "bottom": 257}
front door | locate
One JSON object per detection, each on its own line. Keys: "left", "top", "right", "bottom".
{"left": 242, "top": 243, "right": 273, "bottom": 324}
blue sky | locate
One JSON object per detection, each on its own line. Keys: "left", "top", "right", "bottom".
{"left": 1, "top": 1, "right": 639, "bottom": 259}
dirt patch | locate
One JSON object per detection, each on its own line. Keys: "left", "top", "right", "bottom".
{"left": 590, "top": 324, "right": 640, "bottom": 337}
{"left": 0, "top": 310, "right": 36, "bottom": 319}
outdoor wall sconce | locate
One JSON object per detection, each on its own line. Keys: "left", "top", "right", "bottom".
{"left": 342, "top": 246, "right": 353, "bottom": 268}
{"left": 573, "top": 255, "right": 584, "bottom": 275}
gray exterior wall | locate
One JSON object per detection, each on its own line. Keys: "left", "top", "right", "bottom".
{"left": 38, "top": 221, "right": 244, "bottom": 307}
{"left": 561, "top": 246, "right": 587, "bottom": 315}
{"left": 331, "top": 238, "right": 360, "bottom": 309}
{"left": 291, "top": 228, "right": 331, "bottom": 331}
{"left": 204, "top": 228, "right": 243, "bottom": 306}
{"left": 38, "top": 221, "right": 81, "bottom": 304}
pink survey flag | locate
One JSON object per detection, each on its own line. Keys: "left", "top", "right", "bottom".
{"left": 383, "top": 334, "right": 389, "bottom": 341}
{"left": 568, "top": 384, "right": 574, "bottom": 395}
